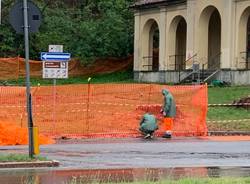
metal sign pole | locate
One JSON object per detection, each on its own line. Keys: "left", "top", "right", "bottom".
{"left": 53, "top": 78, "right": 56, "bottom": 134}
{"left": 0, "top": 0, "right": 2, "bottom": 24}
{"left": 86, "top": 78, "right": 91, "bottom": 133}
{"left": 23, "top": 0, "right": 34, "bottom": 158}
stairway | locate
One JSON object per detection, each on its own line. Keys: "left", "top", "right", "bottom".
{"left": 175, "top": 52, "right": 221, "bottom": 85}
{"left": 179, "top": 69, "right": 220, "bottom": 84}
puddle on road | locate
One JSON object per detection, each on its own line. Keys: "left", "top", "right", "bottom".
{"left": 0, "top": 167, "right": 250, "bottom": 184}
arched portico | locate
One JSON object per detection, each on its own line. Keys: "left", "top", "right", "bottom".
{"left": 198, "top": 6, "right": 221, "bottom": 69}
{"left": 141, "top": 19, "right": 160, "bottom": 71}
{"left": 168, "top": 16, "right": 187, "bottom": 70}
{"left": 238, "top": 6, "right": 250, "bottom": 69}
{"left": 133, "top": 0, "right": 250, "bottom": 85}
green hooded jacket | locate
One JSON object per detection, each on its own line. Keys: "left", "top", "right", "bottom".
{"left": 162, "top": 89, "right": 176, "bottom": 117}
{"left": 140, "top": 113, "right": 158, "bottom": 131}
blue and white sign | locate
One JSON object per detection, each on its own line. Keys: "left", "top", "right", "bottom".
{"left": 40, "top": 52, "right": 71, "bottom": 61}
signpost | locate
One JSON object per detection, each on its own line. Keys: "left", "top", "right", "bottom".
{"left": 41, "top": 52, "right": 70, "bottom": 79}
{"left": 9, "top": 0, "right": 42, "bottom": 158}
{"left": 42, "top": 61, "right": 68, "bottom": 79}
{"left": 41, "top": 48, "right": 71, "bottom": 135}
{"left": 40, "top": 52, "right": 71, "bottom": 61}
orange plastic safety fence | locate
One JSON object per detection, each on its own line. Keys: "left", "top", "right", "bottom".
{"left": 0, "top": 84, "right": 207, "bottom": 139}
{"left": 0, "top": 121, "right": 54, "bottom": 145}
{"left": 0, "top": 57, "right": 132, "bottom": 80}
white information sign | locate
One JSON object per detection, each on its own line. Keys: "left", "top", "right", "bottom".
{"left": 42, "top": 61, "right": 68, "bottom": 79}
{"left": 49, "top": 45, "right": 63, "bottom": 53}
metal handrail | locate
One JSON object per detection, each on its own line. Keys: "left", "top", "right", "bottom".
{"left": 202, "top": 52, "right": 221, "bottom": 70}
{"left": 177, "top": 53, "right": 198, "bottom": 83}
{"left": 143, "top": 56, "right": 153, "bottom": 58}
{"left": 239, "top": 51, "right": 250, "bottom": 69}
{"left": 169, "top": 53, "right": 198, "bottom": 71}
{"left": 185, "top": 53, "right": 198, "bottom": 65}
{"left": 169, "top": 54, "right": 185, "bottom": 70}
{"left": 142, "top": 55, "right": 159, "bottom": 71}
{"left": 201, "top": 52, "right": 221, "bottom": 81}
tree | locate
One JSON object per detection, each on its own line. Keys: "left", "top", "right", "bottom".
{"left": 0, "top": 0, "right": 134, "bottom": 63}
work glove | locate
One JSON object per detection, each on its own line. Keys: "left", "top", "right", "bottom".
{"left": 162, "top": 111, "right": 166, "bottom": 116}
{"left": 160, "top": 109, "right": 166, "bottom": 116}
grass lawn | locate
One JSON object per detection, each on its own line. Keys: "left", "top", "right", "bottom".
{"left": 67, "top": 177, "right": 250, "bottom": 184}
{"left": 207, "top": 86, "right": 250, "bottom": 131}
{"left": 0, "top": 154, "right": 48, "bottom": 162}
{"left": 208, "top": 86, "right": 250, "bottom": 104}
{"left": 3, "top": 70, "right": 134, "bottom": 86}
{"left": 123, "top": 178, "right": 250, "bottom": 184}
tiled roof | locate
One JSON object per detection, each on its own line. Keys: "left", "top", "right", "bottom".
{"left": 134, "top": 0, "right": 167, "bottom": 6}
{"left": 132, "top": 0, "right": 185, "bottom": 8}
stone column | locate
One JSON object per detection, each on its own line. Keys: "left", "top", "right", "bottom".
{"left": 220, "top": 0, "right": 233, "bottom": 69}
{"left": 159, "top": 7, "right": 167, "bottom": 70}
{"left": 186, "top": 0, "right": 196, "bottom": 69}
{"left": 134, "top": 11, "right": 140, "bottom": 71}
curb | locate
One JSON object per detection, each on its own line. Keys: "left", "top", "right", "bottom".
{"left": 208, "top": 131, "right": 250, "bottom": 136}
{"left": 0, "top": 160, "right": 59, "bottom": 168}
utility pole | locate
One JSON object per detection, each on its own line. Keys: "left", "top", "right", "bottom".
{"left": 10, "top": 0, "right": 42, "bottom": 158}
{"left": 23, "top": 0, "right": 34, "bottom": 158}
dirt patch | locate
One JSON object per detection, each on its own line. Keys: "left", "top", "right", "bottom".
{"left": 233, "top": 97, "right": 250, "bottom": 109}
{"left": 69, "top": 56, "right": 133, "bottom": 77}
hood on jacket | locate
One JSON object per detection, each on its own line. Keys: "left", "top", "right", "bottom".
{"left": 162, "top": 89, "right": 169, "bottom": 96}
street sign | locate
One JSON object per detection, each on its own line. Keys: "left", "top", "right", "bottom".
{"left": 49, "top": 45, "right": 63, "bottom": 53}
{"left": 43, "top": 61, "right": 68, "bottom": 79}
{"left": 40, "top": 52, "right": 71, "bottom": 61}
{"left": 9, "top": 1, "right": 42, "bottom": 34}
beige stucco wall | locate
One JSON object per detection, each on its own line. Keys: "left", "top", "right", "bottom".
{"left": 165, "top": 4, "right": 187, "bottom": 70}
{"left": 193, "top": 0, "right": 233, "bottom": 69}
{"left": 134, "top": 9, "right": 161, "bottom": 71}
{"left": 235, "top": 0, "right": 250, "bottom": 69}
{"left": 134, "top": 0, "right": 250, "bottom": 71}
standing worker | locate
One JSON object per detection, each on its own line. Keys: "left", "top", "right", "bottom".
{"left": 161, "top": 89, "right": 176, "bottom": 138}
{"left": 139, "top": 113, "right": 158, "bottom": 139}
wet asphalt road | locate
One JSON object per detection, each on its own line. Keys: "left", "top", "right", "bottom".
{"left": 1, "top": 137, "right": 250, "bottom": 169}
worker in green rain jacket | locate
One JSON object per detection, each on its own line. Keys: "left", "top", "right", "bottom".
{"left": 139, "top": 113, "right": 158, "bottom": 139}
{"left": 161, "top": 89, "right": 176, "bottom": 138}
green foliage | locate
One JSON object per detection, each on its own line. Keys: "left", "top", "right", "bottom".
{"left": 0, "top": 153, "right": 48, "bottom": 162}
{"left": 0, "top": 0, "right": 134, "bottom": 63}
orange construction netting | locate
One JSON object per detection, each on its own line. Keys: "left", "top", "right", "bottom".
{"left": 0, "top": 121, "right": 54, "bottom": 145}
{"left": 0, "top": 57, "right": 132, "bottom": 80}
{"left": 0, "top": 84, "right": 207, "bottom": 139}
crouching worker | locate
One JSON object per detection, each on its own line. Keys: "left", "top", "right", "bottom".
{"left": 139, "top": 113, "right": 158, "bottom": 139}
{"left": 161, "top": 89, "right": 176, "bottom": 138}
